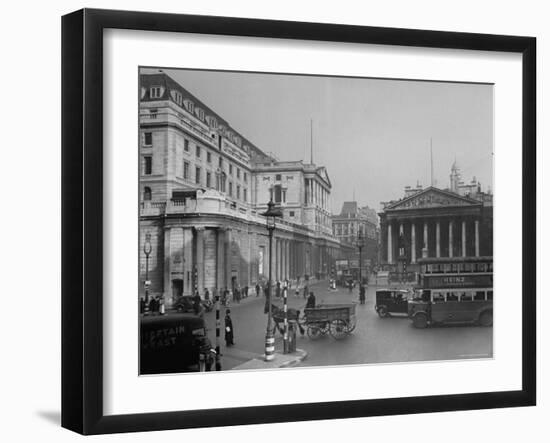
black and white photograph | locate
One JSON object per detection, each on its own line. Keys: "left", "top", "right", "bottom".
{"left": 138, "top": 67, "right": 494, "bottom": 374}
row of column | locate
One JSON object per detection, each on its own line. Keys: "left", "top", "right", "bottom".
{"left": 387, "top": 218, "right": 480, "bottom": 264}
{"left": 306, "top": 178, "right": 329, "bottom": 211}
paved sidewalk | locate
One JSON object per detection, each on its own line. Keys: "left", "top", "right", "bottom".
{"left": 232, "top": 348, "right": 308, "bottom": 370}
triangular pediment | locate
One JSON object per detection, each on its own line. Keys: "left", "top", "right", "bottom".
{"left": 316, "top": 166, "right": 331, "bottom": 187}
{"left": 386, "top": 187, "right": 481, "bottom": 211}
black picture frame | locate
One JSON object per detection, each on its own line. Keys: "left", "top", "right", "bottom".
{"left": 62, "top": 8, "right": 536, "bottom": 435}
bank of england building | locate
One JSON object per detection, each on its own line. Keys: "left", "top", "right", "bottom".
{"left": 139, "top": 72, "right": 341, "bottom": 307}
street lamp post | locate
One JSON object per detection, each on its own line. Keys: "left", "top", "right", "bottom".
{"left": 143, "top": 233, "right": 152, "bottom": 315}
{"left": 357, "top": 231, "right": 365, "bottom": 286}
{"left": 261, "top": 200, "right": 282, "bottom": 362}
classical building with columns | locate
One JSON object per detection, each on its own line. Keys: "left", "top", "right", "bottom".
{"left": 139, "top": 71, "right": 341, "bottom": 307}
{"left": 379, "top": 167, "right": 493, "bottom": 274}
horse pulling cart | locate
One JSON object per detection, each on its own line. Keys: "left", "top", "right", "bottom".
{"left": 303, "top": 303, "right": 357, "bottom": 340}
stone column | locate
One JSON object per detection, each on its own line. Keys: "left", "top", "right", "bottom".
{"left": 422, "top": 221, "right": 429, "bottom": 258}
{"left": 286, "top": 240, "right": 290, "bottom": 280}
{"left": 436, "top": 220, "right": 441, "bottom": 258}
{"left": 475, "top": 220, "right": 480, "bottom": 257}
{"left": 163, "top": 227, "right": 171, "bottom": 300}
{"left": 183, "top": 228, "right": 193, "bottom": 294}
{"left": 225, "top": 228, "right": 233, "bottom": 290}
{"left": 461, "top": 220, "right": 467, "bottom": 257}
{"left": 195, "top": 227, "right": 205, "bottom": 297}
{"left": 411, "top": 223, "right": 416, "bottom": 263}
{"left": 449, "top": 220, "right": 454, "bottom": 258}
{"left": 216, "top": 228, "right": 225, "bottom": 290}
{"left": 387, "top": 222, "right": 393, "bottom": 264}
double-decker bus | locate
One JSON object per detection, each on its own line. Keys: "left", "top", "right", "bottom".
{"left": 408, "top": 257, "right": 493, "bottom": 329}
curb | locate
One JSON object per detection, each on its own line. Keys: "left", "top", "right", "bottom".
{"left": 232, "top": 348, "right": 308, "bottom": 370}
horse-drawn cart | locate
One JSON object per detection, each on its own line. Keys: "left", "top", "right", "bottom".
{"left": 303, "top": 303, "right": 357, "bottom": 340}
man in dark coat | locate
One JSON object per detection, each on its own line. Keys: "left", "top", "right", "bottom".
{"left": 306, "top": 292, "right": 316, "bottom": 309}
{"left": 224, "top": 309, "right": 234, "bottom": 346}
{"left": 255, "top": 283, "right": 261, "bottom": 297}
{"left": 359, "top": 285, "right": 366, "bottom": 305}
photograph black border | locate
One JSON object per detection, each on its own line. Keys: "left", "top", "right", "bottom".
{"left": 61, "top": 8, "right": 536, "bottom": 435}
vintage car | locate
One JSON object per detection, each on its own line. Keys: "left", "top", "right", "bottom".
{"left": 140, "top": 313, "right": 215, "bottom": 374}
{"left": 374, "top": 289, "right": 411, "bottom": 318}
{"left": 174, "top": 295, "right": 196, "bottom": 313}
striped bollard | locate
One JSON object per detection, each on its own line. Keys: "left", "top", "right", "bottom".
{"left": 265, "top": 333, "right": 275, "bottom": 361}
{"left": 214, "top": 288, "right": 221, "bottom": 371}
{"left": 283, "top": 284, "right": 290, "bottom": 354}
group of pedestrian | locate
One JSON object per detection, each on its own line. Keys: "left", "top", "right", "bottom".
{"left": 140, "top": 296, "right": 165, "bottom": 315}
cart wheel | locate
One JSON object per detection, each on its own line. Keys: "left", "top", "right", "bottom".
{"left": 307, "top": 325, "right": 323, "bottom": 340}
{"left": 330, "top": 319, "right": 348, "bottom": 340}
{"left": 345, "top": 317, "right": 357, "bottom": 333}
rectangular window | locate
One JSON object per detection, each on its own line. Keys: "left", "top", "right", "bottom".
{"left": 150, "top": 87, "right": 162, "bottom": 98}
{"left": 290, "top": 211, "right": 295, "bottom": 217}
{"left": 229, "top": 164, "right": 233, "bottom": 175}
{"left": 218, "top": 156, "right": 223, "bottom": 168}
{"left": 237, "top": 185, "right": 241, "bottom": 199}
{"left": 206, "top": 172, "right": 211, "bottom": 188}
{"left": 196, "top": 146, "right": 201, "bottom": 157}
{"left": 143, "top": 132, "right": 152, "bottom": 146}
{"left": 243, "top": 188, "right": 247, "bottom": 202}
{"left": 143, "top": 156, "right": 152, "bottom": 175}
{"left": 195, "top": 167, "right": 201, "bottom": 184}
{"left": 207, "top": 152, "right": 212, "bottom": 163}
{"left": 184, "top": 139, "right": 189, "bottom": 152}
{"left": 229, "top": 182, "right": 233, "bottom": 197}
{"left": 276, "top": 174, "right": 282, "bottom": 181}
{"left": 237, "top": 168, "right": 240, "bottom": 179}
{"left": 149, "top": 109, "right": 158, "bottom": 119}
{"left": 274, "top": 185, "right": 282, "bottom": 203}
{"left": 244, "top": 172, "right": 248, "bottom": 183}
{"left": 183, "top": 161, "right": 189, "bottom": 179}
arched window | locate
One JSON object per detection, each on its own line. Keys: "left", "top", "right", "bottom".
{"left": 143, "top": 187, "right": 152, "bottom": 201}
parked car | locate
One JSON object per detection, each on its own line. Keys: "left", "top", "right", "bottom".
{"left": 140, "top": 313, "right": 215, "bottom": 374}
{"left": 174, "top": 295, "right": 195, "bottom": 313}
{"left": 375, "top": 289, "right": 411, "bottom": 318}
{"left": 174, "top": 295, "right": 214, "bottom": 313}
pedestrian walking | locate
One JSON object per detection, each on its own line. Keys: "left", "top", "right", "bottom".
{"left": 140, "top": 297, "right": 146, "bottom": 314}
{"left": 255, "top": 283, "right": 260, "bottom": 297}
{"left": 244, "top": 285, "right": 249, "bottom": 299}
{"left": 224, "top": 309, "right": 235, "bottom": 346}
{"left": 148, "top": 297, "right": 156, "bottom": 315}
{"left": 204, "top": 288, "right": 210, "bottom": 301}
{"left": 306, "top": 291, "right": 316, "bottom": 309}
{"left": 359, "top": 285, "right": 366, "bottom": 305}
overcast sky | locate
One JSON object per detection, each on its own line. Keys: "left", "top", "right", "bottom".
{"left": 143, "top": 67, "right": 493, "bottom": 214}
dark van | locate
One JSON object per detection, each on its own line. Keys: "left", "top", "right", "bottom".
{"left": 375, "top": 289, "right": 410, "bottom": 318}
{"left": 140, "top": 313, "right": 215, "bottom": 374}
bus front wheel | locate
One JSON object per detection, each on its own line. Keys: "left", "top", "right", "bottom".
{"left": 479, "top": 310, "right": 493, "bottom": 327}
{"left": 413, "top": 313, "right": 428, "bottom": 329}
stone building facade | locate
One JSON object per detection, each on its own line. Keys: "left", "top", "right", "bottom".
{"left": 139, "top": 72, "right": 341, "bottom": 307}
{"left": 331, "top": 202, "right": 379, "bottom": 272}
{"left": 378, "top": 165, "right": 493, "bottom": 274}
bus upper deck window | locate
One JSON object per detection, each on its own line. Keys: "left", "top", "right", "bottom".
{"left": 474, "top": 291, "right": 485, "bottom": 301}
{"left": 487, "top": 291, "right": 493, "bottom": 300}
{"left": 447, "top": 292, "right": 459, "bottom": 301}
